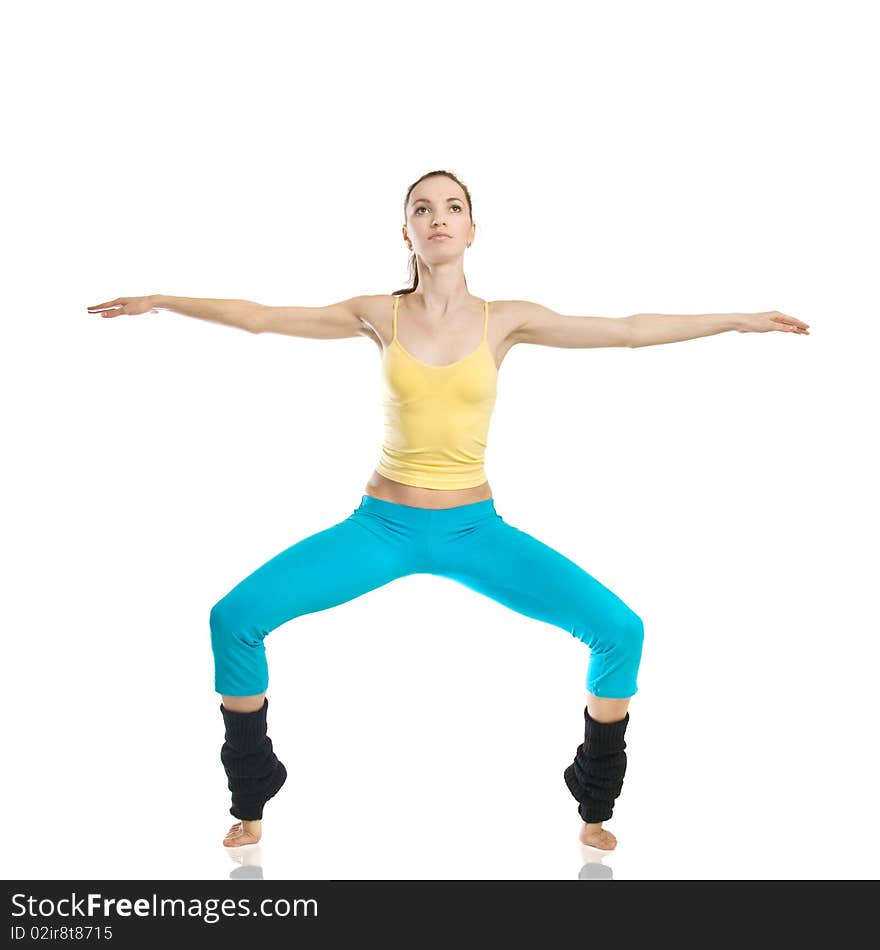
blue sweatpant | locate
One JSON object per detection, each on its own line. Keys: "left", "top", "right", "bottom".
{"left": 210, "top": 495, "right": 644, "bottom": 699}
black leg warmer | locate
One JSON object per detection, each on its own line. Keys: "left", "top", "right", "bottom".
{"left": 220, "top": 697, "right": 287, "bottom": 821}
{"left": 563, "top": 707, "right": 629, "bottom": 824}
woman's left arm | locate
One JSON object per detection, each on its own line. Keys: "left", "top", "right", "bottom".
{"left": 628, "top": 310, "right": 810, "bottom": 348}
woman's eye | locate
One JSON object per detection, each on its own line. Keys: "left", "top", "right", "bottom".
{"left": 416, "top": 204, "right": 461, "bottom": 213}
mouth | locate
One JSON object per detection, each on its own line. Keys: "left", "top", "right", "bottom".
{"left": 429, "top": 234, "right": 451, "bottom": 240}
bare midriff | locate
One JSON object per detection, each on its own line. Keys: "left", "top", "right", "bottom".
{"left": 364, "top": 469, "right": 492, "bottom": 510}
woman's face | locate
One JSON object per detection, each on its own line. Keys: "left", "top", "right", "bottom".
{"left": 403, "top": 178, "right": 474, "bottom": 256}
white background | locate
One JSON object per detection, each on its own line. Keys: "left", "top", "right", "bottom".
{"left": 3, "top": 0, "right": 878, "bottom": 881}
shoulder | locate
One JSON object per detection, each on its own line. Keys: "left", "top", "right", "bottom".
{"left": 356, "top": 293, "right": 399, "bottom": 325}
{"left": 488, "top": 299, "right": 543, "bottom": 345}
{"left": 353, "top": 294, "right": 402, "bottom": 348}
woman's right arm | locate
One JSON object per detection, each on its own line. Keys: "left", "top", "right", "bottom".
{"left": 153, "top": 295, "right": 264, "bottom": 333}
{"left": 88, "top": 294, "right": 373, "bottom": 340}
{"left": 87, "top": 295, "right": 263, "bottom": 333}
{"left": 255, "top": 296, "right": 373, "bottom": 340}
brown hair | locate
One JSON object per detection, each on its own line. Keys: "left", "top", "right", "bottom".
{"left": 391, "top": 169, "right": 474, "bottom": 296}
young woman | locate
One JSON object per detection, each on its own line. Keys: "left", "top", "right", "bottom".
{"left": 88, "top": 169, "right": 809, "bottom": 854}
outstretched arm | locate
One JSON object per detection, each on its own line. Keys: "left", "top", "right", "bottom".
{"left": 87, "top": 294, "right": 263, "bottom": 332}
{"left": 628, "top": 310, "right": 810, "bottom": 347}
{"left": 506, "top": 300, "right": 809, "bottom": 350}
{"left": 89, "top": 294, "right": 379, "bottom": 345}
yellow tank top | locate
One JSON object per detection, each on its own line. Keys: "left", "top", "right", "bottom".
{"left": 376, "top": 295, "right": 498, "bottom": 489}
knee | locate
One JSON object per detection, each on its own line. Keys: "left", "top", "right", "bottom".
{"left": 595, "top": 607, "right": 644, "bottom": 660}
{"left": 210, "top": 596, "right": 260, "bottom": 654}
{"left": 582, "top": 608, "right": 644, "bottom": 700}
{"left": 617, "top": 609, "right": 645, "bottom": 660}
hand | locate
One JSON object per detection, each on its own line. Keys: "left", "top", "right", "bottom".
{"left": 87, "top": 295, "right": 158, "bottom": 318}
{"left": 737, "top": 311, "right": 810, "bottom": 335}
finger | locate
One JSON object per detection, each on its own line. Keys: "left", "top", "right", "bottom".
{"left": 87, "top": 299, "right": 121, "bottom": 312}
{"left": 781, "top": 314, "right": 810, "bottom": 328}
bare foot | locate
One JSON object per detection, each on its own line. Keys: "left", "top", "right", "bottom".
{"left": 579, "top": 822, "right": 617, "bottom": 851}
{"left": 223, "top": 819, "right": 262, "bottom": 848}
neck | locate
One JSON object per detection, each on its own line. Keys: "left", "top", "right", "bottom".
{"left": 412, "top": 262, "right": 471, "bottom": 315}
